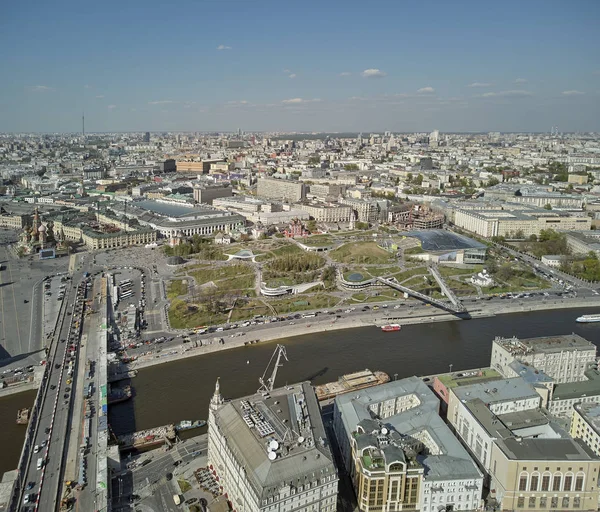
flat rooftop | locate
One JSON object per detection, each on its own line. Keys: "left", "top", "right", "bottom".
{"left": 437, "top": 368, "right": 501, "bottom": 389}
{"left": 134, "top": 200, "right": 204, "bottom": 218}
{"left": 553, "top": 368, "right": 600, "bottom": 400}
{"left": 452, "top": 377, "right": 541, "bottom": 405}
{"left": 495, "top": 334, "right": 595, "bottom": 357}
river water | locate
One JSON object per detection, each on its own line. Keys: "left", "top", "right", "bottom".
{"left": 2, "top": 307, "right": 600, "bottom": 476}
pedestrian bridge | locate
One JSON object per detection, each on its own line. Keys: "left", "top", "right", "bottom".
{"left": 376, "top": 276, "right": 467, "bottom": 315}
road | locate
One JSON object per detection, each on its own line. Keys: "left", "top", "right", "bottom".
{"left": 0, "top": 230, "right": 71, "bottom": 363}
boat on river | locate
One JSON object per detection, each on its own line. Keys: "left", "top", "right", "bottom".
{"left": 576, "top": 314, "right": 600, "bottom": 323}
{"left": 315, "top": 369, "right": 390, "bottom": 401}
{"left": 381, "top": 324, "right": 401, "bottom": 332}
{"left": 175, "top": 420, "right": 206, "bottom": 432}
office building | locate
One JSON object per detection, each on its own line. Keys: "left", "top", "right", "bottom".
{"left": 207, "top": 380, "right": 339, "bottom": 512}
{"left": 299, "top": 203, "right": 353, "bottom": 223}
{"left": 257, "top": 177, "right": 306, "bottom": 202}
{"left": 193, "top": 184, "right": 233, "bottom": 205}
{"left": 571, "top": 403, "right": 600, "bottom": 457}
{"left": 447, "top": 377, "right": 600, "bottom": 511}
{"left": 334, "top": 377, "right": 483, "bottom": 512}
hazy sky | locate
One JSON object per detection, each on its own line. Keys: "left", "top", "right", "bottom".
{"left": 1, "top": 0, "right": 599, "bottom": 133}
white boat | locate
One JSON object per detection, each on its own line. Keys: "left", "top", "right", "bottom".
{"left": 576, "top": 314, "right": 600, "bottom": 323}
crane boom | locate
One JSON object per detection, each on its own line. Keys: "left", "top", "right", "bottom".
{"left": 258, "top": 344, "right": 288, "bottom": 393}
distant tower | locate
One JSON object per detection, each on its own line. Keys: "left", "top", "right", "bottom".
{"left": 82, "top": 112, "right": 85, "bottom": 139}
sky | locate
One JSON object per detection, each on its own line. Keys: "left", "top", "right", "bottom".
{"left": 1, "top": 0, "right": 599, "bottom": 133}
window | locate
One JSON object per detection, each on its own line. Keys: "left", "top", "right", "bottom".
{"left": 541, "top": 474, "right": 550, "bottom": 491}
{"left": 552, "top": 474, "right": 561, "bottom": 491}
{"left": 539, "top": 497, "right": 547, "bottom": 508}
{"left": 519, "top": 475, "right": 528, "bottom": 491}
{"left": 573, "top": 497, "right": 581, "bottom": 508}
{"left": 575, "top": 474, "right": 584, "bottom": 491}
{"left": 529, "top": 497, "right": 536, "bottom": 508}
{"left": 551, "top": 497, "right": 558, "bottom": 508}
{"left": 564, "top": 474, "right": 573, "bottom": 491}
{"left": 530, "top": 474, "right": 539, "bottom": 491}
{"left": 562, "top": 497, "right": 570, "bottom": 509}
{"left": 517, "top": 497, "right": 525, "bottom": 508}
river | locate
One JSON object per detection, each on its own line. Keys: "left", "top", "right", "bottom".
{"left": 1, "top": 306, "right": 599, "bottom": 476}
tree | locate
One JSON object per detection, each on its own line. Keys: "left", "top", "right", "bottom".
{"left": 308, "top": 156, "right": 320, "bottom": 166}
{"left": 486, "top": 177, "right": 500, "bottom": 187}
{"left": 514, "top": 229, "right": 525, "bottom": 240}
{"left": 543, "top": 204, "right": 552, "bottom": 210}
{"left": 344, "top": 163, "right": 359, "bottom": 171}
{"left": 355, "top": 222, "right": 369, "bottom": 230}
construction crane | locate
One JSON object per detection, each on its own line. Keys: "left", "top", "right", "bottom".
{"left": 258, "top": 344, "right": 288, "bottom": 393}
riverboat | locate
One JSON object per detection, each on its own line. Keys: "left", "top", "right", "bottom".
{"left": 175, "top": 420, "right": 206, "bottom": 432}
{"left": 576, "top": 314, "right": 600, "bottom": 323}
{"left": 381, "top": 324, "right": 401, "bottom": 332}
{"left": 315, "top": 369, "right": 390, "bottom": 401}
{"left": 16, "top": 408, "right": 30, "bottom": 425}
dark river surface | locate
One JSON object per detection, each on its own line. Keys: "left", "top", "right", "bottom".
{"left": 2, "top": 306, "right": 600, "bottom": 476}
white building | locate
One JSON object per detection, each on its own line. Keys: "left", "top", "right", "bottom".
{"left": 490, "top": 334, "right": 597, "bottom": 384}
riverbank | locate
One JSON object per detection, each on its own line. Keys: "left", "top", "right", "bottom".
{"left": 129, "top": 297, "right": 599, "bottom": 370}
{"left": 0, "top": 367, "right": 44, "bottom": 399}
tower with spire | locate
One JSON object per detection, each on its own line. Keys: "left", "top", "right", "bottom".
{"left": 209, "top": 377, "right": 224, "bottom": 413}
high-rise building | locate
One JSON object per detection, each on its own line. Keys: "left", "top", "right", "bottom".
{"left": 143, "top": 132, "right": 151, "bottom": 143}
{"left": 207, "top": 379, "right": 339, "bottom": 512}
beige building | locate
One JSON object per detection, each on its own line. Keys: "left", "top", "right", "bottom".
{"left": 453, "top": 208, "right": 591, "bottom": 238}
{"left": 257, "top": 177, "right": 306, "bottom": 202}
{"left": 80, "top": 227, "right": 157, "bottom": 250}
{"left": 0, "top": 212, "right": 29, "bottom": 229}
{"left": 338, "top": 197, "right": 379, "bottom": 223}
{"left": 571, "top": 403, "right": 600, "bottom": 457}
{"left": 300, "top": 203, "right": 352, "bottom": 223}
{"left": 447, "top": 377, "right": 600, "bottom": 511}
{"left": 207, "top": 380, "right": 339, "bottom": 512}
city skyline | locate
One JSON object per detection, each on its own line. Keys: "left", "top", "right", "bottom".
{"left": 1, "top": 0, "right": 599, "bottom": 133}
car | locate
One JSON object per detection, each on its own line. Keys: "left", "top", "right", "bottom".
{"left": 185, "top": 497, "right": 198, "bottom": 505}
{"left": 26, "top": 482, "right": 35, "bottom": 490}
{"left": 64, "top": 393, "right": 69, "bottom": 399}
{"left": 23, "top": 299, "right": 29, "bottom": 304}
{"left": 166, "top": 472, "right": 173, "bottom": 481}
{"left": 33, "top": 445, "right": 40, "bottom": 453}
{"left": 55, "top": 363, "right": 61, "bottom": 369}
{"left": 45, "top": 427, "right": 50, "bottom": 434}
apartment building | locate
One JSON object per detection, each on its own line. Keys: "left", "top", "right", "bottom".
{"left": 257, "top": 177, "right": 306, "bottom": 202}
{"left": 490, "top": 335, "right": 597, "bottom": 384}
{"left": 334, "top": 377, "right": 483, "bottom": 512}
{"left": 338, "top": 197, "right": 379, "bottom": 223}
{"left": 207, "top": 380, "right": 339, "bottom": 512}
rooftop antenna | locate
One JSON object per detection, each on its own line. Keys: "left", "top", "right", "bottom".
{"left": 258, "top": 345, "right": 288, "bottom": 393}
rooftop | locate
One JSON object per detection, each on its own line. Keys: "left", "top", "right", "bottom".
{"left": 553, "top": 368, "right": 600, "bottom": 400}
{"left": 452, "top": 377, "right": 541, "bottom": 405}
{"left": 213, "top": 381, "right": 336, "bottom": 500}
{"left": 437, "top": 368, "right": 501, "bottom": 389}
{"left": 494, "top": 334, "right": 595, "bottom": 357}
{"left": 402, "top": 229, "right": 487, "bottom": 252}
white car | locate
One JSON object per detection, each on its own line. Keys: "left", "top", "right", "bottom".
{"left": 33, "top": 445, "right": 40, "bottom": 454}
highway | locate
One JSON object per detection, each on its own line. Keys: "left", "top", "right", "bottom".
{"left": 16, "top": 268, "right": 89, "bottom": 511}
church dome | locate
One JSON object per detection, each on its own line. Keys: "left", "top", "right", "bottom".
{"left": 38, "top": 224, "right": 47, "bottom": 232}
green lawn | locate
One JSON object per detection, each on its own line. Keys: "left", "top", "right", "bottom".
{"left": 389, "top": 267, "right": 428, "bottom": 283}
{"left": 168, "top": 299, "right": 229, "bottom": 328}
{"left": 189, "top": 264, "right": 253, "bottom": 285}
{"left": 167, "top": 279, "right": 188, "bottom": 299}
{"left": 329, "top": 242, "right": 394, "bottom": 264}
{"left": 269, "top": 294, "right": 338, "bottom": 314}
{"left": 437, "top": 265, "right": 484, "bottom": 277}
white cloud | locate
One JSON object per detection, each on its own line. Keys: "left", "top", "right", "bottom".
{"left": 107, "top": 104, "right": 117, "bottom": 110}
{"left": 216, "top": 44, "right": 232, "bottom": 50}
{"left": 514, "top": 78, "right": 528, "bottom": 84}
{"left": 281, "top": 98, "right": 321, "bottom": 104}
{"left": 288, "top": 73, "right": 297, "bottom": 79}
{"left": 26, "top": 85, "right": 53, "bottom": 92}
{"left": 562, "top": 90, "right": 585, "bottom": 96}
{"left": 361, "top": 68, "right": 386, "bottom": 78}
{"left": 467, "top": 82, "right": 492, "bottom": 88}
{"left": 481, "top": 90, "right": 533, "bottom": 98}
{"left": 339, "top": 72, "right": 352, "bottom": 77}
{"left": 283, "top": 69, "right": 291, "bottom": 73}
{"left": 148, "top": 100, "right": 175, "bottom": 105}
{"left": 417, "top": 86, "right": 435, "bottom": 94}
{"left": 95, "top": 95, "right": 105, "bottom": 99}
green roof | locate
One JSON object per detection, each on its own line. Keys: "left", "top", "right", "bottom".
{"left": 437, "top": 368, "right": 501, "bottom": 389}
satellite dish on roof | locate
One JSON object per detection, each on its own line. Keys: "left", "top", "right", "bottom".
{"left": 381, "top": 427, "right": 389, "bottom": 435}
{"left": 298, "top": 436, "right": 305, "bottom": 444}
{"left": 269, "top": 440, "right": 279, "bottom": 451}
{"left": 268, "top": 451, "right": 277, "bottom": 461}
